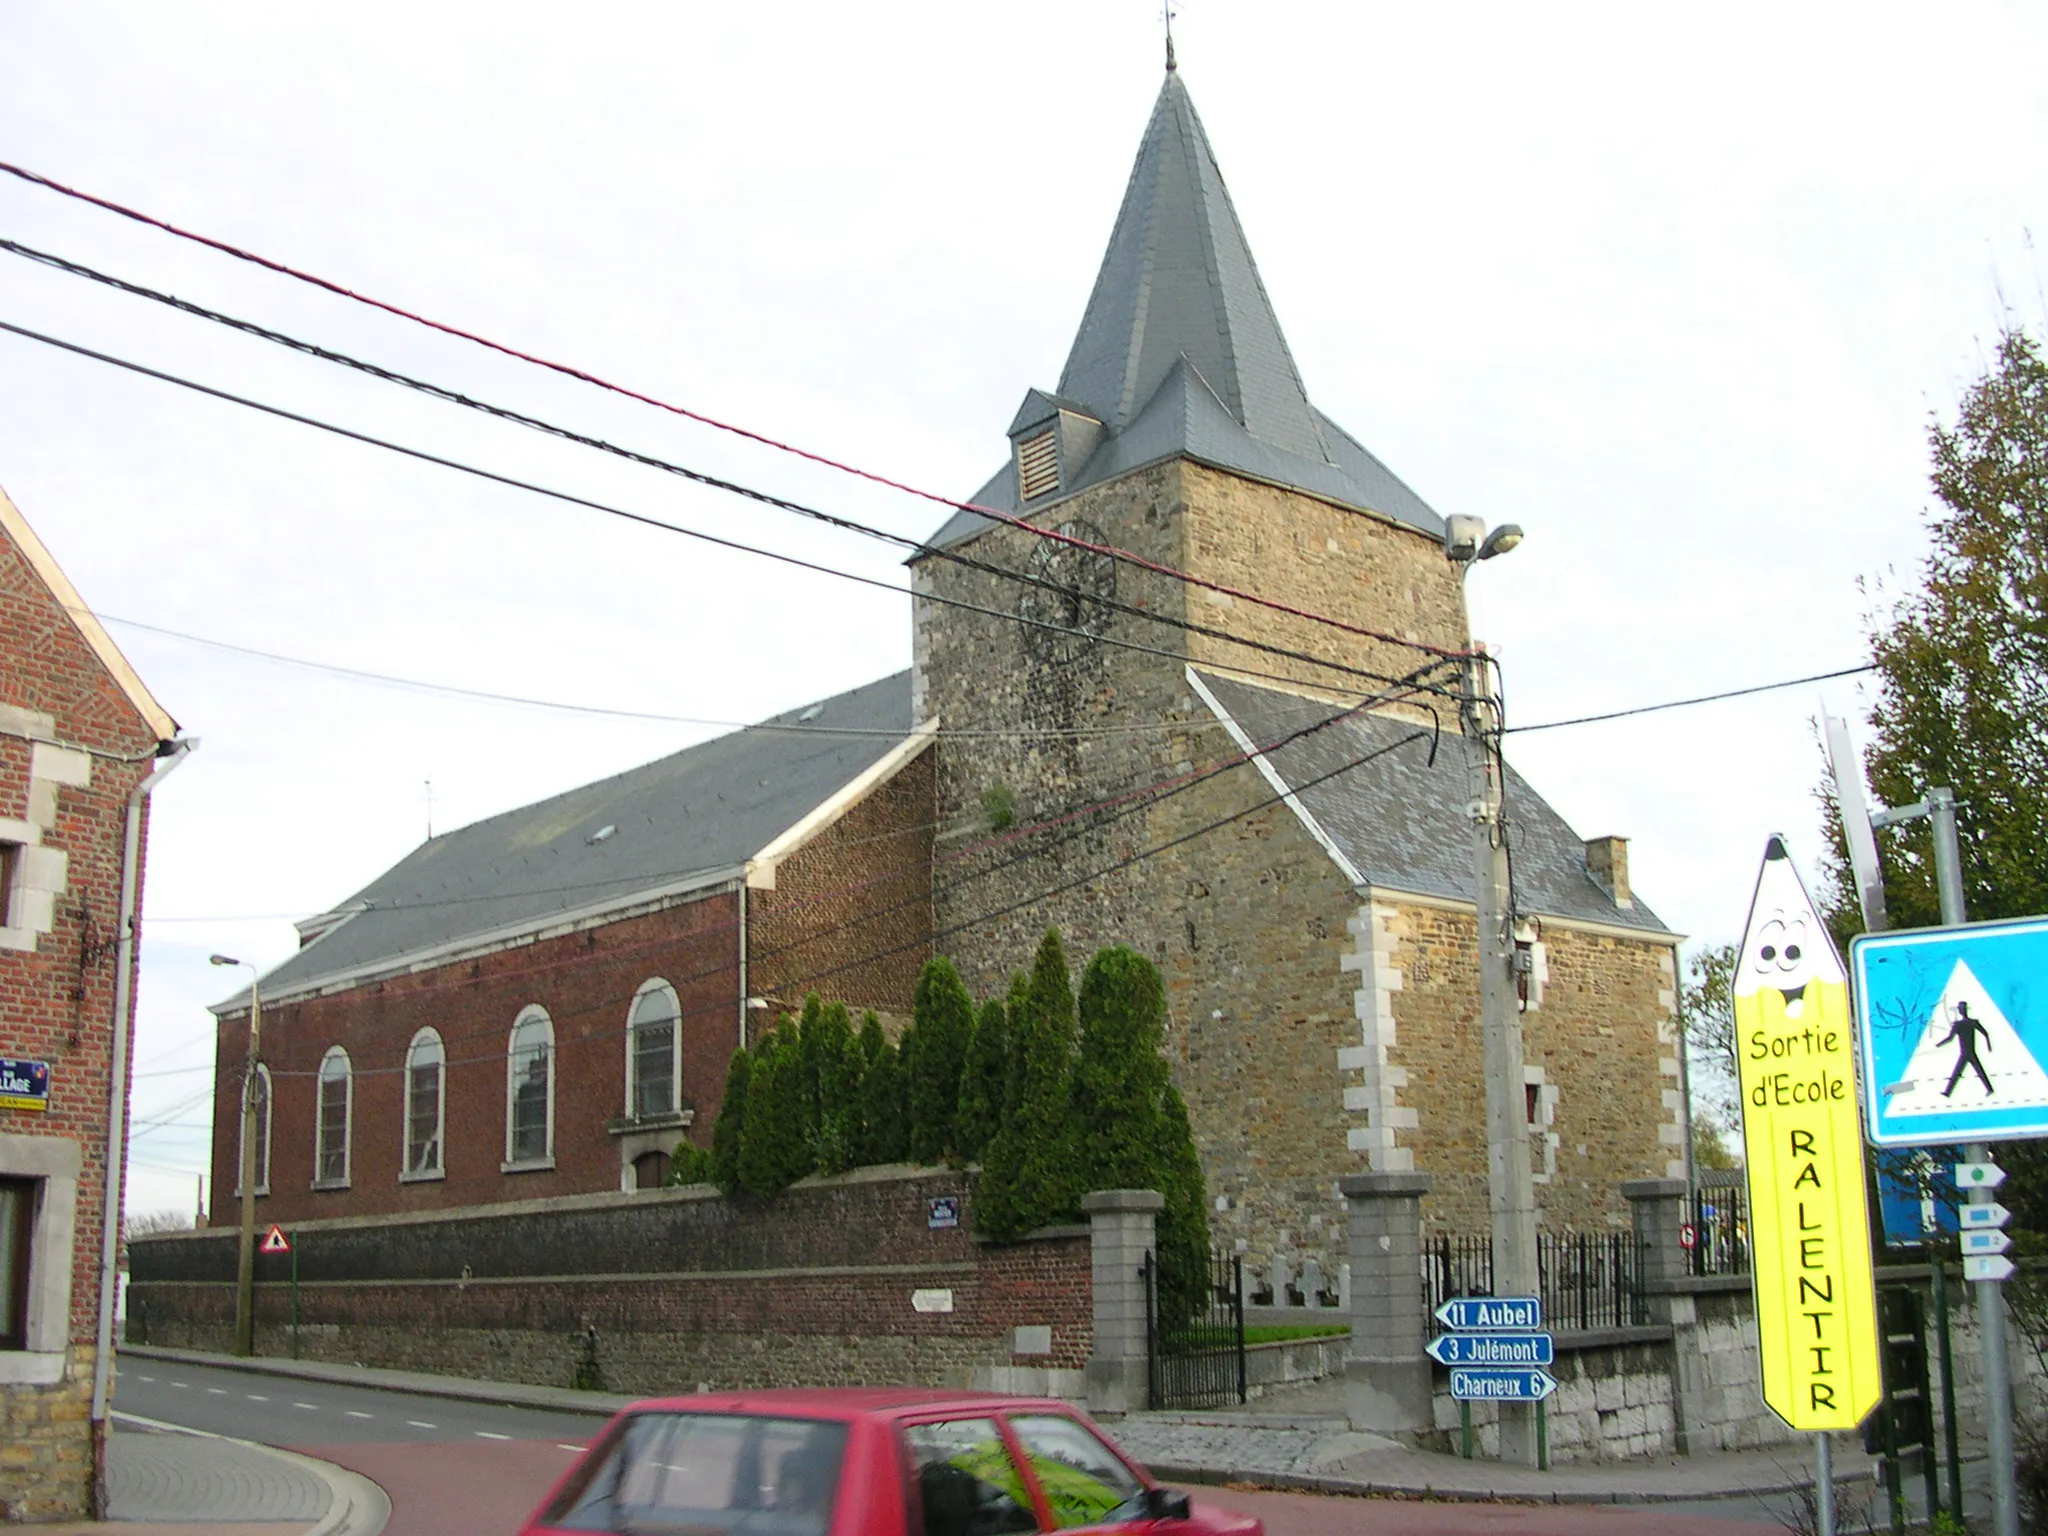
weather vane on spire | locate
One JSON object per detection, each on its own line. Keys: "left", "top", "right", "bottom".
{"left": 1164, "top": 0, "right": 1178, "bottom": 72}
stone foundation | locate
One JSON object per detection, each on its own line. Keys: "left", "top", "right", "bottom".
{"left": 0, "top": 1346, "right": 96, "bottom": 1524}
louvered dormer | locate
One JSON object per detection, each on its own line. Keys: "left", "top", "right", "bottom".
{"left": 1008, "top": 390, "right": 1103, "bottom": 506}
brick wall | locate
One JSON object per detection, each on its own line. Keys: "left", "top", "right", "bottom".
{"left": 1, "top": 512, "right": 169, "bottom": 1521}
{"left": 211, "top": 887, "right": 745, "bottom": 1226}
{"left": 749, "top": 749, "right": 934, "bottom": 1015}
{"left": 132, "top": 1168, "right": 1091, "bottom": 1396}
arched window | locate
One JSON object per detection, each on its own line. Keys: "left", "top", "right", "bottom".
{"left": 403, "top": 1029, "right": 445, "bottom": 1179}
{"left": 315, "top": 1046, "right": 351, "bottom": 1188}
{"left": 505, "top": 1007, "right": 555, "bottom": 1167}
{"left": 238, "top": 1064, "right": 272, "bottom": 1196}
{"left": 627, "top": 980, "right": 681, "bottom": 1119}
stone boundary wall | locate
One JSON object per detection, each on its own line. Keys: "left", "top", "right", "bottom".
{"left": 127, "top": 1168, "right": 1091, "bottom": 1398}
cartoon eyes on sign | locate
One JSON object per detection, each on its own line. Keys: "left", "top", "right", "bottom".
{"left": 1736, "top": 837, "right": 1844, "bottom": 1019}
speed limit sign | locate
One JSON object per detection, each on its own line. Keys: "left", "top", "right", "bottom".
{"left": 1678, "top": 1223, "right": 1698, "bottom": 1250}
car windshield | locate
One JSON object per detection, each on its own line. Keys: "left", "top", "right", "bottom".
{"left": 544, "top": 1412, "right": 849, "bottom": 1536}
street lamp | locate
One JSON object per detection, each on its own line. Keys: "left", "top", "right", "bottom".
{"left": 210, "top": 954, "right": 261, "bottom": 1358}
{"left": 1442, "top": 519, "right": 1542, "bottom": 1467}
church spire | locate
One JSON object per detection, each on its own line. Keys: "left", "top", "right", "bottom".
{"left": 1055, "top": 71, "right": 1326, "bottom": 462}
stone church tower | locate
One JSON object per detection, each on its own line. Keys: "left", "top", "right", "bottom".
{"left": 913, "top": 68, "right": 1682, "bottom": 1282}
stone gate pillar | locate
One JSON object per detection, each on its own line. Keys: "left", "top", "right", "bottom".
{"left": 1624, "top": 1177, "right": 1692, "bottom": 1319}
{"left": 1341, "top": 1171, "right": 1432, "bottom": 1433}
{"left": 1082, "top": 1189, "right": 1162, "bottom": 1415}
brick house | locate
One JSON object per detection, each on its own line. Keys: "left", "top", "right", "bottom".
{"left": 1, "top": 486, "right": 186, "bottom": 1522}
{"left": 207, "top": 674, "right": 935, "bottom": 1225}
{"left": 209, "top": 68, "right": 1684, "bottom": 1298}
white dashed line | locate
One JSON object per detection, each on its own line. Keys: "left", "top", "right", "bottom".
{"left": 171, "top": 1381, "right": 190, "bottom": 1390}
{"left": 294, "top": 1402, "right": 319, "bottom": 1411}
{"left": 206, "top": 1388, "right": 227, "bottom": 1396}
{"left": 346, "top": 1410, "right": 374, "bottom": 1420}
{"left": 475, "top": 1431, "right": 512, "bottom": 1441}
{"left": 557, "top": 1444, "right": 585, "bottom": 1453}
{"left": 406, "top": 1420, "right": 437, "bottom": 1429}
{"left": 136, "top": 1375, "right": 155, "bottom": 1383}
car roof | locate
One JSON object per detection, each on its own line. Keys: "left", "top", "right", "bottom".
{"left": 616, "top": 1388, "right": 1080, "bottom": 1421}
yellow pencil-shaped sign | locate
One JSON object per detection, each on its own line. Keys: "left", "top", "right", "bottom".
{"left": 1734, "top": 835, "right": 1881, "bottom": 1432}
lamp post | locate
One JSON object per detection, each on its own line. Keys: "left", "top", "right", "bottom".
{"left": 211, "top": 954, "right": 261, "bottom": 1357}
{"left": 1442, "top": 515, "right": 1541, "bottom": 1466}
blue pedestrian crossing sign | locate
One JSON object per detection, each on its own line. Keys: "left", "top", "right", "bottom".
{"left": 1852, "top": 915, "right": 2048, "bottom": 1148}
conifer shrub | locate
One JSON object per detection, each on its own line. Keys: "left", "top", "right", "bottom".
{"left": 856, "top": 1012, "right": 909, "bottom": 1164}
{"left": 955, "top": 996, "right": 1008, "bottom": 1162}
{"left": 975, "top": 930, "right": 1080, "bottom": 1240}
{"left": 908, "top": 958, "right": 974, "bottom": 1165}
{"left": 709, "top": 1046, "right": 752, "bottom": 1196}
{"left": 739, "top": 1022, "right": 813, "bottom": 1196}
{"left": 810, "top": 1000, "right": 861, "bottom": 1174}
{"left": 665, "top": 1141, "right": 716, "bottom": 1188}
{"left": 1070, "top": 946, "right": 1169, "bottom": 1189}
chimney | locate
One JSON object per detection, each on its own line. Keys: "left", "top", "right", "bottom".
{"left": 1585, "top": 836, "right": 1632, "bottom": 909}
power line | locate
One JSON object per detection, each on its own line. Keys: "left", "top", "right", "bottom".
{"left": 0, "top": 158, "right": 1461, "bottom": 661}
{"left": 1506, "top": 664, "right": 1878, "bottom": 734}
{"left": 0, "top": 317, "right": 1448, "bottom": 706}
{"left": 1, "top": 239, "right": 1446, "bottom": 699}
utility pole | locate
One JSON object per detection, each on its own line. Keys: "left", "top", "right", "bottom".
{"left": 211, "top": 955, "right": 262, "bottom": 1357}
{"left": 1443, "top": 514, "right": 1539, "bottom": 1466}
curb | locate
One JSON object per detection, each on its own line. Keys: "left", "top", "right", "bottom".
{"left": 121, "top": 1344, "right": 633, "bottom": 1419}
{"left": 1149, "top": 1454, "right": 1882, "bottom": 1506}
{"left": 113, "top": 1411, "right": 391, "bottom": 1536}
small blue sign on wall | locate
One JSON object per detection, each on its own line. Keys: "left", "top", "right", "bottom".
{"left": 927, "top": 1196, "right": 960, "bottom": 1230}
{"left": 0, "top": 1058, "right": 50, "bottom": 1112}
{"left": 1852, "top": 915, "right": 2048, "bottom": 1148}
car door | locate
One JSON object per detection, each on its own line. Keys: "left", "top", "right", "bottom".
{"left": 899, "top": 1415, "right": 1044, "bottom": 1536}
{"left": 1001, "top": 1413, "right": 1179, "bottom": 1535}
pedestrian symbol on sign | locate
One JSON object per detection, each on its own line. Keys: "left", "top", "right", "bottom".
{"left": 259, "top": 1224, "right": 290, "bottom": 1255}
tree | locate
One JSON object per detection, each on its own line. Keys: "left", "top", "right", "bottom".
{"left": 1069, "top": 946, "right": 1169, "bottom": 1190}
{"left": 809, "top": 1000, "right": 861, "bottom": 1175}
{"left": 739, "top": 1022, "right": 812, "bottom": 1196}
{"left": 955, "top": 996, "right": 1009, "bottom": 1163}
{"left": 975, "top": 930, "right": 1081, "bottom": 1240}
{"left": 709, "top": 1045, "right": 752, "bottom": 1196}
{"left": 1154, "top": 1084, "right": 1214, "bottom": 1327}
{"left": 908, "top": 958, "right": 974, "bottom": 1164}
{"left": 856, "top": 1012, "right": 908, "bottom": 1165}
{"left": 1680, "top": 942, "right": 1738, "bottom": 1166}
{"left": 1845, "top": 328, "right": 2048, "bottom": 1228}
{"left": 1856, "top": 327, "right": 2048, "bottom": 931}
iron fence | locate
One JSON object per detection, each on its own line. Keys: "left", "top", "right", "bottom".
{"left": 1143, "top": 1248, "right": 1247, "bottom": 1411}
{"left": 1687, "top": 1183, "right": 1750, "bottom": 1276}
{"left": 1422, "top": 1230, "right": 1650, "bottom": 1332}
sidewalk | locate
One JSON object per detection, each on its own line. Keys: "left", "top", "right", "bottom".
{"left": 29, "top": 1414, "right": 388, "bottom": 1536}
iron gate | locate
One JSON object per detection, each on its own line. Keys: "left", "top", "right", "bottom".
{"left": 1142, "top": 1248, "right": 1247, "bottom": 1410}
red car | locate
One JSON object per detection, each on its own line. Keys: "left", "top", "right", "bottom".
{"left": 517, "top": 1388, "right": 1261, "bottom": 1536}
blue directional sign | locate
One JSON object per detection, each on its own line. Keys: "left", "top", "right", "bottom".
{"left": 1851, "top": 916, "right": 2048, "bottom": 1148}
{"left": 1427, "top": 1332, "right": 1554, "bottom": 1366}
{"left": 1433, "top": 1296, "right": 1541, "bottom": 1332}
{"left": 1448, "top": 1366, "right": 1557, "bottom": 1403}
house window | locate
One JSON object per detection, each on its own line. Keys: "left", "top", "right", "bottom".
{"left": 315, "top": 1047, "right": 351, "bottom": 1188}
{"left": 237, "top": 1064, "right": 272, "bottom": 1196}
{"left": 0, "top": 841, "right": 20, "bottom": 929}
{"left": 403, "top": 1029, "right": 445, "bottom": 1179}
{"left": 628, "top": 981, "right": 681, "bottom": 1120}
{"left": 0, "top": 1176, "right": 34, "bottom": 1351}
{"left": 506, "top": 1007, "right": 555, "bottom": 1168}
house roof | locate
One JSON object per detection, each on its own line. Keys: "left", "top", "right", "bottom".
{"left": 1191, "top": 669, "right": 1675, "bottom": 936}
{"left": 925, "top": 71, "right": 1446, "bottom": 553}
{"left": 0, "top": 484, "right": 178, "bottom": 745}
{"left": 228, "top": 672, "right": 924, "bottom": 1010}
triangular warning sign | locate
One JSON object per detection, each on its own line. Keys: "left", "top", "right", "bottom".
{"left": 1883, "top": 960, "right": 2048, "bottom": 1117}
{"left": 259, "top": 1223, "right": 291, "bottom": 1254}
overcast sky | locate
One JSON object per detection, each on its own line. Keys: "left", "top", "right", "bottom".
{"left": 4, "top": 3, "right": 2043, "bottom": 1217}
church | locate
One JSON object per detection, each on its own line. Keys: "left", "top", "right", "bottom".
{"left": 207, "top": 66, "right": 1684, "bottom": 1296}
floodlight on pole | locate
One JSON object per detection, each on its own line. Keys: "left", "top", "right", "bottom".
{"left": 211, "top": 953, "right": 263, "bottom": 1357}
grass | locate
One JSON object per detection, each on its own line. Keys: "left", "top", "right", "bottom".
{"left": 1244, "top": 1323, "right": 1350, "bottom": 1345}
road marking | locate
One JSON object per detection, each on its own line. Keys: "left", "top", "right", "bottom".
{"left": 136, "top": 1375, "right": 155, "bottom": 1382}
{"left": 406, "top": 1420, "right": 437, "bottom": 1429}
{"left": 247, "top": 1394, "right": 269, "bottom": 1402}
{"left": 475, "top": 1431, "right": 512, "bottom": 1441}
{"left": 294, "top": 1402, "right": 319, "bottom": 1411}
{"left": 171, "top": 1381, "right": 190, "bottom": 1390}
{"left": 346, "top": 1410, "right": 374, "bottom": 1420}
{"left": 557, "top": 1444, "right": 585, "bottom": 1453}
{"left": 206, "top": 1388, "right": 227, "bottom": 1396}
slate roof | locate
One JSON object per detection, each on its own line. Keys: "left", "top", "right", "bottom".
{"left": 926, "top": 71, "right": 1446, "bottom": 553}
{"left": 227, "top": 672, "right": 920, "bottom": 1008}
{"left": 1193, "top": 670, "right": 1673, "bottom": 935}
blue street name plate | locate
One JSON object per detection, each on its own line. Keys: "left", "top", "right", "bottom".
{"left": 1851, "top": 916, "right": 2048, "bottom": 1147}
{"left": 1448, "top": 1366, "right": 1558, "bottom": 1403}
{"left": 1427, "top": 1331, "right": 1554, "bottom": 1366}
{"left": 0, "top": 1058, "right": 49, "bottom": 1112}
{"left": 1433, "top": 1296, "right": 1541, "bottom": 1332}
